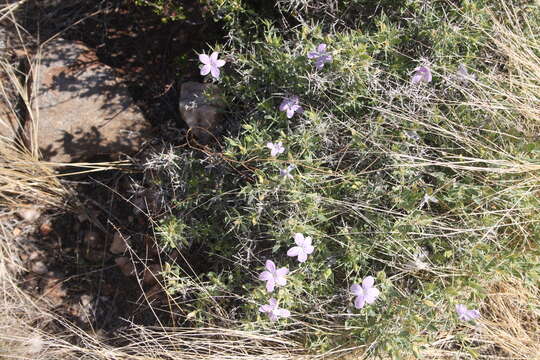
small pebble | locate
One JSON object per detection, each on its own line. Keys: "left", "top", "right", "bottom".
{"left": 115, "top": 257, "right": 136, "bottom": 277}
{"left": 109, "top": 232, "right": 128, "bottom": 254}
{"left": 16, "top": 207, "right": 41, "bottom": 222}
{"left": 83, "top": 231, "right": 101, "bottom": 248}
{"left": 143, "top": 264, "right": 162, "bottom": 286}
{"left": 39, "top": 221, "right": 53, "bottom": 236}
{"left": 31, "top": 261, "right": 48, "bottom": 275}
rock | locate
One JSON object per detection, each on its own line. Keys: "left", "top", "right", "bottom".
{"left": 83, "top": 231, "right": 101, "bottom": 249}
{"left": 31, "top": 261, "right": 48, "bottom": 275}
{"left": 178, "top": 81, "right": 224, "bottom": 143}
{"left": 145, "top": 284, "right": 164, "bottom": 303}
{"left": 82, "top": 247, "right": 110, "bottom": 263}
{"left": 115, "top": 256, "right": 136, "bottom": 277}
{"left": 39, "top": 221, "right": 53, "bottom": 236}
{"left": 109, "top": 231, "right": 128, "bottom": 254}
{"left": 144, "top": 235, "right": 160, "bottom": 257}
{"left": 25, "top": 38, "right": 151, "bottom": 162}
{"left": 0, "top": 93, "right": 19, "bottom": 141}
{"left": 0, "top": 48, "right": 21, "bottom": 141}
{"left": 142, "top": 264, "right": 161, "bottom": 286}
{"left": 16, "top": 207, "right": 42, "bottom": 222}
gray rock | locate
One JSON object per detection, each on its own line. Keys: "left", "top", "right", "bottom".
{"left": 0, "top": 95, "right": 19, "bottom": 141}
{"left": 178, "top": 81, "right": 224, "bottom": 143}
{"left": 25, "top": 39, "right": 151, "bottom": 162}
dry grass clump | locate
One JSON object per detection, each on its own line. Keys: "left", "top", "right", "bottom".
{"left": 421, "top": 272, "right": 540, "bottom": 360}
{"left": 479, "top": 277, "right": 540, "bottom": 359}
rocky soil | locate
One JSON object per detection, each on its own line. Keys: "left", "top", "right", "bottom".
{"left": 1, "top": 0, "right": 225, "bottom": 335}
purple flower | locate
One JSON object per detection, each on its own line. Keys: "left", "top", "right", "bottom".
{"left": 457, "top": 64, "right": 476, "bottom": 82}
{"left": 258, "top": 260, "right": 289, "bottom": 292}
{"left": 266, "top": 142, "right": 285, "bottom": 157}
{"left": 279, "top": 96, "right": 303, "bottom": 119}
{"left": 287, "top": 233, "right": 314, "bottom": 263}
{"left": 456, "top": 304, "right": 480, "bottom": 321}
{"left": 308, "top": 43, "right": 333, "bottom": 70}
{"left": 351, "top": 276, "right": 380, "bottom": 309}
{"left": 259, "top": 298, "right": 291, "bottom": 322}
{"left": 411, "top": 65, "right": 432, "bottom": 84}
{"left": 279, "top": 164, "right": 295, "bottom": 180}
{"left": 199, "top": 52, "right": 226, "bottom": 79}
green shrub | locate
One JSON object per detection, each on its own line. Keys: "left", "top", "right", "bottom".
{"left": 148, "top": 1, "right": 540, "bottom": 357}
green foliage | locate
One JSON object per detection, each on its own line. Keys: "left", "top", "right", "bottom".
{"left": 133, "top": 0, "right": 186, "bottom": 22}
{"left": 149, "top": 0, "right": 540, "bottom": 357}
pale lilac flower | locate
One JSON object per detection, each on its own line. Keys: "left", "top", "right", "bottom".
{"left": 457, "top": 64, "right": 476, "bottom": 82}
{"left": 279, "top": 96, "right": 303, "bottom": 119}
{"left": 411, "top": 65, "right": 432, "bottom": 84}
{"left": 279, "top": 164, "right": 295, "bottom": 179}
{"left": 199, "top": 52, "right": 226, "bottom": 79}
{"left": 287, "top": 233, "right": 314, "bottom": 263}
{"left": 259, "top": 298, "right": 291, "bottom": 322}
{"left": 258, "top": 260, "right": 289, "bottom": 292}
{"left": 308, "top": 43, "right": 333, "bottom": 70}
{"left": 456, "top": 304, "right": 480, "bottom": 321}
{"left": 351, "top": 276, "right": 380, "bottom": 309}
{"left": 266, "top": 142, "right": 285, "bottom": 157}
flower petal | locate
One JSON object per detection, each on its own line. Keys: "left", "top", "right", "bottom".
{"left": 362, "top": 276, "right": 375, "bottom": 289}
{"left": 268, "top": 297, "right": 277, "bottom": 307}
{"left": 317, "top": 43, "right": 327, "bottom": 52}
{"left": 275, "top": 308, "right": 290, "bottom": 318}
{"left": 354, "top": 295, "right": 366, "bottom": 309}
{"left": 259, "top": 304, "right": 273, "bottom": 313}
{"left": 307, "top": 51, "right": 318, "bottom": 59}
{"left": 350, "top": 284, "right": 363, "bottom": 296}
{"left": 268, "top": 312, "right": 278, "bottom": 322}
{"left": 276, "top": 267, "right": 289, "bottom": 277}
{"left": 455, "top": 304, "right": 467, "bottom": 316}
{"left": 265, "top": 260, "right": 276, "bottom": 272}
{"left": 210, "top": 66, "right": 220, "bottom": 79}
{"left": 364, "top": 287, "right": 380, "bottom": 304}
{"left": 200, "top": 64, "right": 211, "bottom": 76}
{"left": 286, "top": 108, "right": 295, "bottom": 118}
{"left": 275, "top": 276, "right": 287, "bottom": 287}
{"left": 294, "top": 233, "right": 305, "bottom": 245}
{"left": 258, "top": 271, "right": 272, "bottom": 281}
{"left": 199, "top": 54, "right": 210, "bottom": 64}
{"left": 297, "top": 251, "right": 308, "bottom": 263}
{"left": 466, "top": 309, "right": 480, "bottom": 320}
{"left": 215, "top": 59, "right": 226, "bottom": 67}
{"left": 287, "top": 246, "right": 301, "bottom": 257}
{"left": 210, "top": 52, "right": 219, "bottom": 62}
{"left": 304, "top": 244, "right": 314, "bottom": 254}
{"left": 265, "top": 278, "right": 275, "bottom": 292}
{"left": 411, "top": 73, "right": 422, "bottom": 84}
